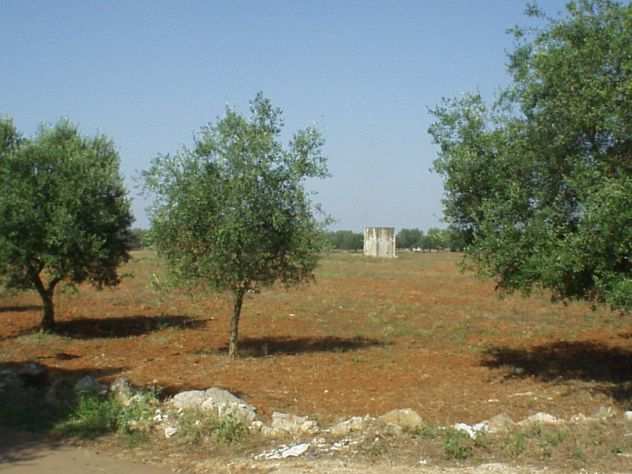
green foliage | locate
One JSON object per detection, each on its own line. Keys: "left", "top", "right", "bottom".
{"left": 54, "top": 389, "right": 158, "bottom": 439}
{"left": 443, "top": 428, "right": 474, "bottom": 460}
{"left": 144, "top": 93, "right": 329, "bottom": 357}
{"left": 55, "top": 393, "right": 119, "bottom": 438}
{"left": 429, "top": 0, "right": 632, "bottom": 310}
{"left": 127, "top": 228, "right": 151, "bottom": 250}
{"left": 397, "top": 228, "right": 424, "bottom": 249}
{"left": 0, "top": 119, "right": 133, "bottom": 329}
{"left": 325, "top": 230, "right": 363, "bottom": 250}
{"left": 176, "top": 409, "right": 246, "bottom": 444}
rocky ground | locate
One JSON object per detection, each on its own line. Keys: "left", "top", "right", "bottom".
{"left": 3, "top": 364, "right": 632, "bottom": 473}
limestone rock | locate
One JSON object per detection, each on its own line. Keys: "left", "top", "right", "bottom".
{"left": 624, "top": 411, "right": 632, "bottom": 434}
{"left": 200, "top": 387, "right": 257, "bottom": 423}
{"left": 269, "top": 412, "right": 320, "bottom": 437}
{"left": 518, "top": 412, "right": 561, "bottom": 426}
{"left": 171, "top": 390, "right": 208, "bottom": 410}
{"left": 378, "top": 408, "right": 423, "bottom": 431}
{"left": 593, "top": 406, "right": 615, "bottom": 420}
{"left": 164, "top": 425, "right": 178, "bottom": 439}
{"left": 170, "top": 387, "right": 257, "bottom": 423}
{"left": 110, "top": 377, "right": 134, "bottom": 405}
{"left": 486, "top": 413, "right": 515, "bottom": 433}
{"left": 329, "top": 416, "right": 373, "bottom": 437}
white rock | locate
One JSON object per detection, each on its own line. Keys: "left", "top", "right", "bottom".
{"left": 164, "top": 426, "right": 178, "bottom": 438}
{"left": 519, "top": 412, "right": 561, "bottom": 426}
{"left": 329, "top": 416, "right": 373, "bottom": 437}
{"left": 593, "top": 406, "right": 616, "bottom": 420}
{"left": 624, "top": 411, "right": 632, "bottom": 434}
{"left": 270, "top": 412, "right": 319, "bottom": 436}
{"left": 200, "top": 387, "right": 257, "bottom": 423}
{"left": 486, "top": 414, "right": 514, "bottom": 433}
{"left": 170, "top": 387, "right": 257, "bottom": 423}
{"left": 170, "top": 390, "right": 208, "bottom": 410}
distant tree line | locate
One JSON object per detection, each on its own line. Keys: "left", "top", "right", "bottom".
{"left": 324, "top": 230, "right": 363, "bottom": 251}
{"left": 396, "top": 227, "right": 465, "bottom": 252}
{"left": 324, "top": 227, "right": 466, "bottom": 252}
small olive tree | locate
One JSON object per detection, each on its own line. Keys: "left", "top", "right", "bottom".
{"left": 144, "top": 94, "right": 329, "bottom": 358}
{"left": 0, "top": 119, "right": 134, "bottom": 330}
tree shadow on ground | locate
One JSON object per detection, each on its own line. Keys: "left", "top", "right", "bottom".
{"left": 482, "top": 340, "right": 632, "bottom": 404}
{"left": 47, "top": 314, "right": 208, "bottom": 339}
{"left": 0, "top": 304, "right": 41, "bottom": 313}
{"left": 0, "top": 429, "right": 64, "bottom": 467}
{"left": 0, "top": 362, "right": 127, "bottom": 465}
{"left": 218, "top": 335, "right": 385, "bottom": 358}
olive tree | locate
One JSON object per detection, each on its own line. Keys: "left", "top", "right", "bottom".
{"left": 429, "top": 1, "right": 632, "bottom": 310}
{"left": 144, "top": 94, "right": 329, "bottom": 358}
{"left": 0, "top": 119, "right": 134, "bottom": 330}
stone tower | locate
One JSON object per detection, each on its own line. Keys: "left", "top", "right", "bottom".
{"left": 363, "top": 227, "right": 396, "bottom": 258}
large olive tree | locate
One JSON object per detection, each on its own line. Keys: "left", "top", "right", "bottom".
{"left": 144, "top": 94, "right": 329, "bottom": 358}
{"left": 0, "top": 119, "right": 134, "bottom": 330}
{"left": 429, "top": 1, "right": 632, "bottom": 310}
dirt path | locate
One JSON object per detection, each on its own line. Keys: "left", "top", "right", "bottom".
{"left": 0, "top": 430, "right": 172, "bottom": 474}
{"left": 1, "top": 442, "right": 623, "bottom": 474}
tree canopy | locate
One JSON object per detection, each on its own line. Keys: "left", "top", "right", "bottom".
{"left": 144, "top": 93, "right": 329, "bottom": 358}
{"left": 429, "top": 0, "right": 632, "bottom": 310}
{"left": 0, "top": 119, "right": 134, "bottom": 329}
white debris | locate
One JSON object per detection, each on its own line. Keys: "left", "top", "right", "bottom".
{"left": 164, "top": 426, "right": 178, "bottom": 439}
{"left": 254, "top": 443, "right": 310, "bottom": 460}
{"left": 453, "top": 421, "right": 489, "bottom": 439}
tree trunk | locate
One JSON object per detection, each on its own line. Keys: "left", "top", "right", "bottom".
{"left": 40, "top": 290, "right": 55, "bottom": 331}
{"left": 31, "top": 272, "right": 59, "bottom": 332}
{"left": 228, "top": 288, "right": 245, "bottom": 359}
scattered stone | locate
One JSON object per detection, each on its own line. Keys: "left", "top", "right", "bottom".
{"left": 200, "top": 387, "right": 257, "bottom": 423}
{"left": 378, "top": 408, "right": 423, "bottom": 431}
{"left": 454, "top": 421, "right": 489, "bottom": 439}
{"left": 170, "top": 388, "right": 257, "bottom": 423}
{"left": 518, "top": 412, "right": 561, "bottom": 426}
{"left": 171, "top": 390, "right": 208, "bottom": 410}
{"left": 74, "top": 375, "right": 107, "bottom": 395}
{"left": 624, "top": 411, "right": 632, "bottom": 435}
{"left": 570, "top": 413, "right": 591, "bottom": 424}
{"left": 485, "top": 413, "right": 515, "bottom": 433}
{"left": 164, "top": 426, "right": 178, "bottom": 439}
{"left": 329, "top": 416, "right": 373, "bottom": 437}
{"left": 593, "top": 405, "right": 616, "bottom": 420}
{"left": 110, "top": 377, "right": 134, "bottom": 405}
{"left": 254, "top": 443, "right": 310, "bottom": 460}
{"left": 249, "top": 420, "right": 265, "bottom": 433}
{"left": 267, "top": 412, "right": 319, "bottom": 437}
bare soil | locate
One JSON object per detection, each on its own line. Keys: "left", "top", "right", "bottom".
{"left": 2, "top": 251, "right": 632, "bottom": 471}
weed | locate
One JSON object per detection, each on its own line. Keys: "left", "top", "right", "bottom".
{"left": 414, "top": 424, "right": 439, "bottom": 440}
{"left": 54, "top": 393, "right": 119, "bottom": 438}
{"left": 505, "top": 431, "right": 527, "bottom": 458}
{"left": 443, "top": 428, "right": 473, "bottom": 460}
{"left": 176, "top": 409, "right": 246, "bottom": 444}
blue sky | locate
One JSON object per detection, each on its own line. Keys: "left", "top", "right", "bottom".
{"left": 1, "top": 1, "right": 568, "bottom": 230}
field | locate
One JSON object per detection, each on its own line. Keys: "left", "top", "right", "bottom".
{"left": 1, "top": 250, "right": 631, "bottom": 426}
